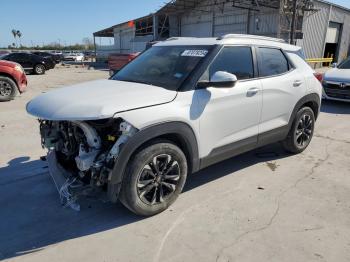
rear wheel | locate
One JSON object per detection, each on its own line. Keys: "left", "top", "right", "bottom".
{"left": 34, "top": 64, "right": 45, "bottom": 75}
{"left": 0, "top": 76, "right": 17, "bottom": 102}
{"left": 282, "top": 107, "right": 315, "bottom": 153}
{"left": 120, "top": 141, "right": 188, "bottom": 216}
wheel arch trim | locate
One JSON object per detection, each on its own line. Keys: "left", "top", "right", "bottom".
{"left": 109, "top": 121, "right": 200, "bottom": 187}
{"left": 288, "top": 93, "right": 321, "bottom": 129}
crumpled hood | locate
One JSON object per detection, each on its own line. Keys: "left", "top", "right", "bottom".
{"left": 26, "top": 79, "right": 177, "bottom": 120}
{"left": 324, "top": 68, "right": 350, "bottom": 83}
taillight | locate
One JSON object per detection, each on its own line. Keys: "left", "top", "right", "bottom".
{"left": 314, "top": 72, "right": 323, "bottom": 82}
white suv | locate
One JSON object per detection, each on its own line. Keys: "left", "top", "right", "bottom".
{"left": 27, "top": 34, "right": 322, "bottom": 216}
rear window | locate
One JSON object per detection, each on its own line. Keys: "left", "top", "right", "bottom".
{"left": 258, "top": 47, "right": 290, "bottom": 77}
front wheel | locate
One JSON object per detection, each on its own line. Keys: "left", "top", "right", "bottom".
{"left": 34, "top": 64, "right": 45, "bottom": 75}
{"left": 282, "top": 106, "right": 315, "bottom": 154}
{"left": 0, "top": 76, "right": 17, "bottom": 102}
{"left": 119, "top": 141, "right": 188, "bottom": 216}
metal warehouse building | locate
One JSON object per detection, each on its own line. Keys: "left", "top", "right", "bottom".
{"left": 94, "top": 0, "right": 350, "bottom": 63}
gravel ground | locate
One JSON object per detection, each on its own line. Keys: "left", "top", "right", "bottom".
{"left": 0, "top": 67, "right": 349, "bottom": 262}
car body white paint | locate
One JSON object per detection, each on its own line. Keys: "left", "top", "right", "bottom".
{"left": 27, "top": 35, "right": 322, "bottom": 159}
{"left": 26, "top": 79, "right": 177, "bottom": 120}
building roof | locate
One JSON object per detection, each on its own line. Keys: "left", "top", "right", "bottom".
{"left": 316, "top": 0, "right": 350, "bottom": 13}
{"left": 157, "top": 0, "right": 281, "bottom": 14}
{"left": 93, "top": 14, "right": 153, "bottom": 37}
{"left": 93, "top": 0, "right": 350, "bottom": 37}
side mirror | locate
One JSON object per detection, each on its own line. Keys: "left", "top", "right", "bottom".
{"left": 197, "top": 71, "right": 238, "bottom": 88}
{"left": 331, "top": 63, "right": 338, "bottom": 68}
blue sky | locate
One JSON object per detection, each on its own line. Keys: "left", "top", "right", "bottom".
{"left": 0, "top": 0, "right": 349, "bottom": 47}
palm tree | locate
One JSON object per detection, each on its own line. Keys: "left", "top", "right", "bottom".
{"left": 17, "top": 30, "right": 22, "bottom": 47}
{"left": 11, "top": 29, "right": 17, "bottom": 47}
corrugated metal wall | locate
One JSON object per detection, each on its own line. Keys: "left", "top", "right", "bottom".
{"left": 181, "top": 12, "right": 213, "bottom": 37}
{"left": 297, "top": 1, "right": 330, "bottom": 59}
{"left": 299, "top": 1, "right": 350, "bottom": 61}
{"left": 248, "top": 9, "right": 279, "bottom": 37}
{"left": 113, "top": 25, "right": 152, "bottom": 53}
{"left": 330, "top": 5, "right": 350, "bottom": 61}
{"left": 179, "top": 0, "right": 278, "bottom": 37}
{"left": 214, "top": 10, "right": 248, "bottom": 36}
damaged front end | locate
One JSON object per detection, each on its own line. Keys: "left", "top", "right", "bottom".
{"left": 39, "top": 118, "right": 137, "bottom": 210}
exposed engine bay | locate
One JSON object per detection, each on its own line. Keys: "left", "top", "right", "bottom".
{"left": 39, "top": 118, "right": 138, "bottom": 210}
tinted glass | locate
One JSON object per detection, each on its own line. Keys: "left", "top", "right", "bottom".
{"left": 258, "top": 48, "right": 289, "bottom": 77}
{"left": 208, "top": 46, "right": 254, "bottom": 80}
{"left": 112, "top": 46, "right": 211, "bottom": 90}
{"left": 338, "top": 57, "right": 350, "bottom": 69}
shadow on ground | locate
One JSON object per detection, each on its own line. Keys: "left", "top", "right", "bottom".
{"left": 1, "top": 100, "right": 346, "bottom": 259}
{"left": 0, "top": 143, "right": 290, "bottom": 260}
{"left": 321, "top": 99, "right": 350, "bottom": 114}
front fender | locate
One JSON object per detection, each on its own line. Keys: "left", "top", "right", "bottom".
{"left": 107, "top": 121, "right": 199, "bottom": 202}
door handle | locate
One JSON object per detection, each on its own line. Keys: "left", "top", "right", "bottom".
{"left": 293, "top": 80, "right": 303, "bottom": 87}
{"left": 247, "top": 87, "right": 259, "bottom": 97}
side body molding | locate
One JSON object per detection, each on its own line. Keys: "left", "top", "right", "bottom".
{"left": 108, "top": 121, "right": 200, "bottom": 201}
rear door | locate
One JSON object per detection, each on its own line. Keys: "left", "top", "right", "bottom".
{"left": 257, "top": 47, "right": 306, "bottom": 135}
{"left": 21, "top": 54, "right": 35, "bottom": 69}
{"left": 5, "top": 53, "right": 28, "bottom": 69}
{"left": 197, "top": 46, "right": 263, "bottom": 158}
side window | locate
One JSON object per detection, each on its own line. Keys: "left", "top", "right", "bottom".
{"left": 208, "top": 46, "right": 254, "bottom": 80}
{"left": 258, "top": 48, "right": 290, "bottom": 77}
{"left": 8, "top": 54, "right": 20, "bottom": 61}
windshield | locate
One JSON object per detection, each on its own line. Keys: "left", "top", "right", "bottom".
{"left": 112, "top": 46, "right": 211, "bottom": 90}
{"left": 338, "top": 57, "right": 350, "bottom": 69}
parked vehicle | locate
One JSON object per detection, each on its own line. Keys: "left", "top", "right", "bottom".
{"left": 322, "top": 57, "right": 350, "bottom": 101}
{"left": 0, "top": 50, "right": 10, "bottom": 56}
{"left": 27, "top": 34, "right": 322, "bottom": 216}
{"left": 83, "top": 51, "right": 95, "bottom": 61}
{"left": 1, "top": 52, "right": 55, "bottom": 74}
{"left": 63, "top": 52, "right": 84, "bottom": 62}
{"left": 108, "top": 52, "right": 140, "bottom": 76}
{"left": 0, "top": 59, "right": 27, "bottom": 101}
{"left": 32, "top": 51, "right": 62, "bottom": 64}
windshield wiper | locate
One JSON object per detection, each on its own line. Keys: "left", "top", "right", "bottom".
{"left": 117, "top": 78, "right": 153, "bottom": 86}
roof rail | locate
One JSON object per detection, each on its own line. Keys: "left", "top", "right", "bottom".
{"left": 166, "top": 37, "right": 199, "bottom": 41}
{"left": 217, "top": 34, "right": 286, "bottom": 43}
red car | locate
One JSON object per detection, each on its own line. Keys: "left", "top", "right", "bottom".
{"left": 108, "top": 52, "right": 140, "bottom": 76}
{"left": 0, "top": 60, "right": 27, "bottom": 101}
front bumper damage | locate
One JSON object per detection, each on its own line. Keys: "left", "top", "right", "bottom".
{"left": 42, "top": 119, "right": 138, "bottom": 211}
{"left": 47, "top": 151, "right": 90, "bottom": 211}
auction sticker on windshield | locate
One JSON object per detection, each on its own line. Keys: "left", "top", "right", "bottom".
{"left": 181, "top": 50, "right": 208, "bottom": 57}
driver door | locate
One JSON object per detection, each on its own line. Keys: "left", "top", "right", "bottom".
{"left": 196, "top": 46, "right": 262, "bottom": 163}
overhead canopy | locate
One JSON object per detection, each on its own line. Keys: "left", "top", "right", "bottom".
{"left": 156, "top": 0, "right": 282, "bottom": 15}
{"left": 93, "top": 14, "right": 153, "bottom": 37}
{"left": 93, "top": 26, "right": 116, "bottom": 37}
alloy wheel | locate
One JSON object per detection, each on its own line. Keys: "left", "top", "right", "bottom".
{"left": 137, "top": 154, "right": 181, "bottom": 205}
{"left": 0, "top": 80, "right": 12, "bottom": 97}
{"left": 36, "top": 65, "right": 44, "bottom": 74}
{"left": 295, "top": 113, "right": 313, "bottom": 147}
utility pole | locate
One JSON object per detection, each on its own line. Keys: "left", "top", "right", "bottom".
{"left": 290, "top": 0, "right": 298, "bottom": 45}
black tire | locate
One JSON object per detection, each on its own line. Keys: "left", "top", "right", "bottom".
{"left": 0, "top": 76, "right": 18, "bottom": 102}
{"left": 34, "top": 64, "right": 45, "bottom": 75}
{"left": 119, "top": 141, "right": 188, "bottom": 216}
{"left": 282, "top": 106, "right": 315, "bottom": 154}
